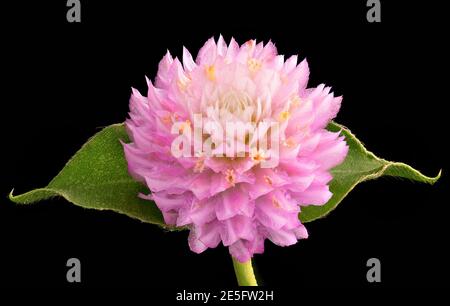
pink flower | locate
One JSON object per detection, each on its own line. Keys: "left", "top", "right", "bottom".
{"left": 123, "top": 36, "right": 348, "bottom": 262}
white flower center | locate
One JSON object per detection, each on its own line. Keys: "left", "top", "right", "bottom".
{"left": 207, "top": 90, "right": 256, "bottom": 127}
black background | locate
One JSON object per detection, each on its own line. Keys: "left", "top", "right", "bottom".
{"left": 1, "top": 0, "right": 448, "bottom": 292}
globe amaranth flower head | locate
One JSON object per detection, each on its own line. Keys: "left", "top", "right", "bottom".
{"left": 123, "top": 36, "right": 348, "bottom": 262}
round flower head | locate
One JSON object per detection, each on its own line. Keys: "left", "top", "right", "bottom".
{"left": 123, "top": 36, "right": 348, "bottom": 262}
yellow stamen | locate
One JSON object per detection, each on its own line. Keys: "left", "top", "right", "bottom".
{"left": 193, "top": 158, "right": 205, "bottom": 173}
{"left": 179, "top": 119, "right": 191, "bottom": 133}
{"left": 225, "top": 169, "right": 236, "bottom": 186}
{"left": 272, "top": 196, "right": 281, "bottom": 208}
{"left": 205, "top": 65, "right": 216, "bottom": 81}
{"left": 283, "top": 137, "right": 297, "bottom": 148}
{"left": 264, "top": 175, "right": 273, "bottom": 186}
{"left": 278, "top": 110, "right": 290, "bottom": 122}
{"left": 247, "top": 58, "right": 262, "bottom": 73}
{"left": 251, "top": 149, "right": 266, "bottom": 163}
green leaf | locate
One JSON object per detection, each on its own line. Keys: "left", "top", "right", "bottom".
{"left": 299, "top": 122, "right": 441, "bottom": 223}
{"left": 8, "top": 121, "right": 441, "bottom": 228}
{"left": 9, "top": 124, "right": 171, "bottom": 229}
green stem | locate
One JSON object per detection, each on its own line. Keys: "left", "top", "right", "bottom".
{"left": 232, "top": 257, "right": 258, "bottom": 286}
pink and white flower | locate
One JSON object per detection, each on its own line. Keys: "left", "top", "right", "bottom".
{"left": 123, "top": 36, "right": 348, "bottom": 262}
